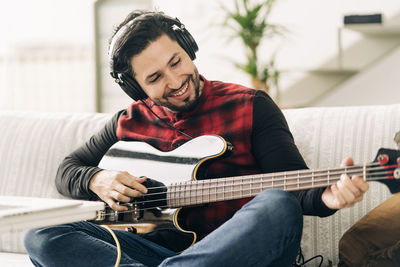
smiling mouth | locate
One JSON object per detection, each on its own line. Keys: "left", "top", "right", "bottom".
{"left": 171, "top": 81, "right": 189, "bottom": 97}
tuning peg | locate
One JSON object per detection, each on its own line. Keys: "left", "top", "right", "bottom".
{"left": 395, "top": 168, "right": 400, "bottom": 179}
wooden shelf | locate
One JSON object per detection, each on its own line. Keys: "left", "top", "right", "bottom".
{"left": 279, "top": 67, "right": 358, "bottom": 75}
{"left": 342, "top": 24, "right": 400, "bottom": 36}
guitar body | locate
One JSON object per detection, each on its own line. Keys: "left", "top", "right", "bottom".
{"left": 98, "top": 135, "right": 241, "bottom": 251}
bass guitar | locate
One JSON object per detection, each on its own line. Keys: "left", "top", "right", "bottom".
{"left": 92, "top": 135, "right": 400, "bottom": 252}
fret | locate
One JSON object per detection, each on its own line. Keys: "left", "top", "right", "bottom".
{"left": 255, "top": 176, "right": 258, "bottom": 194}
{"left": 207, "top": 180, "right": 211, "bottom": 203}
{"left": 272, "top": 174, "right": 274, "bottom": 189}
{"left": 192, "top": 181, "right": 197, "bottom": 205}
{"left": 175, "top": 183, "right": 179, "bottom": 207}
{"left": 327, "top": 169, "right": 330, "bottom": 186}
{"left": 198, "top": 180, "right": 203, "bottom": 205}
{"left": 244, "top": 176, "right": 250, "bottom": 197}
{"left": 189, "top": 181, "right": 192, "bottom": 205}
{"left": 283, "top": 173, "right": 286, "bottom": 191}
{"left": 209, "top": 180, "right": 215, "bottom": 202}
{"left": 202, "top": 180, "right": 207, "bottom": 204}
{"left": 167, "top": 184, "right": 171, "bottom": 207}
{"left": 192, "top": 181, "right": 196, "bottom": 205}
{"left": 232, "top": 176, "right": 240, "bottom": 200}
{"left": 170, "top": 183, "right": 174, "bottom": 207}
{"left": 215, "top": 179, "right": 219, "bottom": 202}
{"left": 311, "top": 170, "right": 314, "bottom": 188}
{"left": 257, "top": 176, "right": 262, "bottom": 194}
{"left": 185, "top": 182, "right": 188, "bottom": 206}
{"left": 180, "top": 182, "right": 184, "bottom": 207}
{"left": 261, "top": 175, "right": 264, "bottom": 192}
{"left": 363, "top": 164, "right": 367, "bottom": 181}
{"left": 227, "top": 178, "right": 233, "bottom": 200}
{"left": 249, "top": 177, "right": 252, "bottom": 197}
{"left": 174, "top": 183, "right": 178, "bottom": 207}
{"left": 172, "top": 183, "right": 177, "bottom": 207}
{"left": 220, "top": 178, "right": 224, "bottom": 201}
{"left": 222, "top": 178, "right": 226, "bottom": 201}
{"left": 240, "top": 176, "right": 243, "bottom": 199}
{"left": 215, "top": 179, "right": 218, "bottom": 201}
{"left": 176, "top": 182, "right": 179, "bottom": 207}
{"left": 250, "top": 177, "right": 254, "bottom": 195}
{"left": 297, "top": 171, "right": 300, "bottom": 190}
{"left": 179, "top": 182, "right": 183, "bottom": 207}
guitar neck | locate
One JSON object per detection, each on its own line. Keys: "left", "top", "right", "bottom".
{"left": 166, "top": 164, "right": 376, "bottom": 208}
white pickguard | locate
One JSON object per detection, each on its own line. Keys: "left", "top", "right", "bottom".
{"left": 98, "top": 135, "right": 227, "bottom": 185}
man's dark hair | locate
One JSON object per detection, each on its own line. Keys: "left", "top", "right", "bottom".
{"left": 110, "top": 10, "right": 179, "bottom": 77}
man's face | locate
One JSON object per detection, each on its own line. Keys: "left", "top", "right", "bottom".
{"left": 130, "top": 34, "right": 202, "bottom": 112}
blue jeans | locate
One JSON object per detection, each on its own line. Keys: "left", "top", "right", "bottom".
{"left": 24, "top": 189, "right": 303, "bottom": 267}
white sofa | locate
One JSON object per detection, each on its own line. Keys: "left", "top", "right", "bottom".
{"left": 1, "top": 104, "right": 399, "bottom": 267}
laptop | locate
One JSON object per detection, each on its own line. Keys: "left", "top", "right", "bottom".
{"left": 0, "top": 196, "right": 104, "bottom": 233}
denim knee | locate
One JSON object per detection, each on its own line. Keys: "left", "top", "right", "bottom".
{"left": 24, "top": 225, "right": 70, "bottom": 261}
{"left": 24, "top": 227, "right": 50, "bottom": 257}
{"left": 244, "top": 188, "right": 303, "bottom": 237}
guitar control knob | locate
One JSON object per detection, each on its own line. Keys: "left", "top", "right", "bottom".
{"left": 125, "top": 226, "right": 137, "bottom": 234}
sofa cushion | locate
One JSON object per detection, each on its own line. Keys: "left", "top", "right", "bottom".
{"left": 283, "top": 104, "right": 400, "bottom": 266}
{"left": 0, "top": 111, "right": 111, "bottom": 253}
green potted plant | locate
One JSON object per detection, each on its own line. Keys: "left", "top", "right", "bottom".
{"left": 221, "top": 0, "right": 284, "bottom": 97}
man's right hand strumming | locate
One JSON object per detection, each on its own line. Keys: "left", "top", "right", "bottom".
{"left": 89, "top": 170, "right": 148, "bottom": 211}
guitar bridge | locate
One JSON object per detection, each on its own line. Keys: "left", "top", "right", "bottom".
{"left": 126, "top": 202, "right": 141, "bottom": 221}
{"left": 94, "top": 210, "right": 106, "bottom": 221}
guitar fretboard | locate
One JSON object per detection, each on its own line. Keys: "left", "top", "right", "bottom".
{"left": 166, "top": 164, "right": 381, "bottom": 208}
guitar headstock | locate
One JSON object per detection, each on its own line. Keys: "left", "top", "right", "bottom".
{"left": 372, "top": 148, "right": 400, "bottom": 193}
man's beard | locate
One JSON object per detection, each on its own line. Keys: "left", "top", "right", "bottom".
{"left": 161, "top": 68, "right": 201, "bottom": 113}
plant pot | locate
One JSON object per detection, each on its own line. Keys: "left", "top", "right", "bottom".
{"left": 251, "top": 78, "right": 270, "bottom": 94}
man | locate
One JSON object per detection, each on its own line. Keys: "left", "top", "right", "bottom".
{"left": 24, "top": 10, "right": 368, "bottom": 267}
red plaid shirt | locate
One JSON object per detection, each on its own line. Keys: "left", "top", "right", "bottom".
{"left": 116, "top": 77, "right": 261, "bottom": 241}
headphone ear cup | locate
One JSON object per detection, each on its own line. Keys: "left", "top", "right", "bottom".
{"left": 119, "top": 73, "right": 148, "bottom": 101}
{"left": 174, "top": 25, "right": 198, "bottom": 60}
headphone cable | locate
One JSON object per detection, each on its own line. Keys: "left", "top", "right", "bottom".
{"left": 140, "top": 100, "right": 194, "bottom": 140}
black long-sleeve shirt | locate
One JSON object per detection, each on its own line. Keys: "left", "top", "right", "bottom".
{"left": 56, "top": 90, "right": 336, "bottom": 217}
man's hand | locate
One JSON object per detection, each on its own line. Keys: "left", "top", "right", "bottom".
{"left": 322, "top": 157, "right": 369, "bottom": 210}
{"left": 89, "top": 170, "right": 148, "bottom": 211}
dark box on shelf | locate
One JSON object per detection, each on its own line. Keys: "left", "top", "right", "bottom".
{"left": 344, "top": 14, "right": 382, "bottom": 24}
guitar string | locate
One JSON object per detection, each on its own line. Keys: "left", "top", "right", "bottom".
{"left": 130, "top": 163, "right": 376, "bottom": 195}
{"left": 99, "top": 165, "right": 398, "bottom": 216}
{"left": 119, "top": 163, "right": 392, "bottom": 199}
{"left": 128, "top": 169, "right": 395, "bottom": 207}
{"left": 100, "top": 174, "right": 395, "bottom": 217}
{"left": 111, "top": 164, "right": 396, "bottom": 207}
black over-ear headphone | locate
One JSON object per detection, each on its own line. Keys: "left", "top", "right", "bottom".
{"left": 108, "top": 15, "right": 199, "bottom": 101}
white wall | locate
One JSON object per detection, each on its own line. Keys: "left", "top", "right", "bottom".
{"left": 314, "top": 46, "right": 400, "bottom": 106}
{"left": 0, "top": 0, "right": 94, "bottom": 51}
{"left": 1, "top": 0, "right": 399, "bottom": 112}
{"left": 154, "top": 0, "right": 400, "bottom": 105}
{"left": 0, "top": 0, "right": 96, "bottom": 112}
